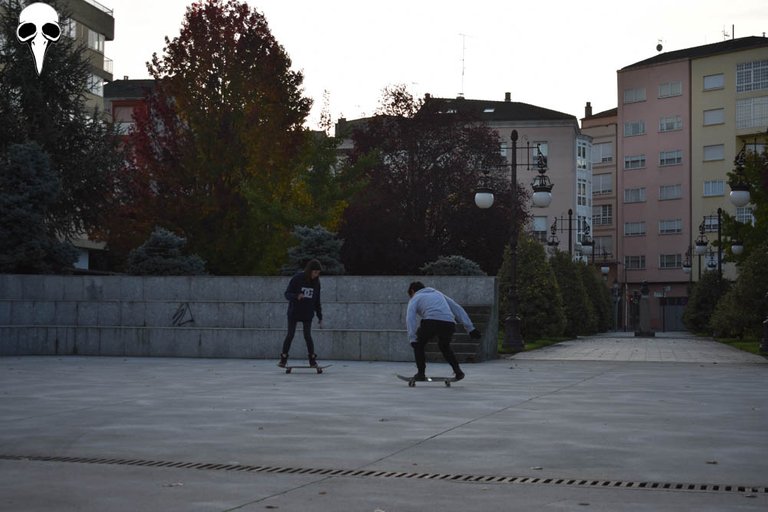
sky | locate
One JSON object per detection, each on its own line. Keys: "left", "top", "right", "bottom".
{"left": 103, "top": 0, "right": 767, "bottom": 130}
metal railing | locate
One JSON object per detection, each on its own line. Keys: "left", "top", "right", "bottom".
{"left": 82, "top": 0, "right": 114, "bottom": 15}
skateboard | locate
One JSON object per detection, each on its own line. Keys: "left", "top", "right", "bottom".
{"left": 397, "top": 374, "right": 457, "bottom": 387}
{"left": 280, "top": 364, "right": 332, "bottom": 374}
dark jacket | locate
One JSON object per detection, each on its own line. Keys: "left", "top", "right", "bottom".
{"left": 284, "top": 272, "right": 322, "bottom": 322}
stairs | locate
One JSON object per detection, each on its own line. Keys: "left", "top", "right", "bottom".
{"left": 425, "top": 305, "right": 493, "bottom": 363}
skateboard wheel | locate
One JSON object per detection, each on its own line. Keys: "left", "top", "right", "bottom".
{"left": 317, "top": 368, "right": 323, "bottom": 374}
{"left": 286, "top": 368, "right": 291, "bottom": 374}
{"left": 444, "top": 381, "right": 451, "bottom": 387}
{"left": 408, "top": 380, "right": 415, "bottom": 387}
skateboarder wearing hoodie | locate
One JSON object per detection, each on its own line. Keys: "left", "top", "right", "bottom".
{"left": 406, "top": 281, "right": 482, "bottom": 381}
{"left": 279, "top": 259, "right": 323, "bottom": 368}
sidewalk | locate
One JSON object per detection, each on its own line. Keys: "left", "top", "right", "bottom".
{"left": 512, "top": 331, "right": 767, "bottom": 363}
{"left": 1, "top": 333, "right": 766, "bottom": 511}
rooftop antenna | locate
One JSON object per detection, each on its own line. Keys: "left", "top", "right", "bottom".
{"left": 656, "top": 39, "right": 664, "bottom": 52}
{"left": 458, "top": 33, "right": 470, "bottom": 97}
{"left": 722, "top": 25, "right": 731, "bottom": 40}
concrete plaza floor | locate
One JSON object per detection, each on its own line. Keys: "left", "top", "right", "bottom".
{"left": 1, "top": 332, "right": 767, "bottom": 511}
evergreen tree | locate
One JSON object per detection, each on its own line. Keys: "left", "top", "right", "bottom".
{"left": 282, "top": 225, "right": 344, "bottom": 275}
{"left": 682, "top": 270, "right": 731, "bottom": 334}
{"left": 126, "top": 226, "right": 206, "bottom": 275}
{"left": 497, "top": 236, "right": 565, "bottom": 341}
{"left": 710, "top": 241, "right": 768, "bottom": 338}
{"left": 579, "top": 263, "right": 612, "bottom": 332}
{"left": 0, "top": 142, "right": 77, "bottom": 273}
{"left": 549, "top": 251, "right": 594, "bottom": 337}
{"left": 0, "top": 0, "right": 123, "bottom": 239}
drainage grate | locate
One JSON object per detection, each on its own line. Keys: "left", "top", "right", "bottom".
{"left": 2, "top": 454, "right": 766, "bottom": 495}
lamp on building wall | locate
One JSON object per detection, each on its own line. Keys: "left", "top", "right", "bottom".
{"left": 475, "top": 129, "right": 554, "bottom": 352}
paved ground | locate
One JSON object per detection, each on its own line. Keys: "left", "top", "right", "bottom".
{"left": 1, "top": 332, "right": 767, "bottom": 511}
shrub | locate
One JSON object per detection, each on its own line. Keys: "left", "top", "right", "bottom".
{"left": 420, "top": 255, "right": 486, "bottom": 276}
{"left": 126, "top": 226, "right": 206, "bottom": 275}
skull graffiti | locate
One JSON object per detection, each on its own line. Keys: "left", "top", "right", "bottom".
{"left": 17, "top": 2, "right": 61, "bottom": 75}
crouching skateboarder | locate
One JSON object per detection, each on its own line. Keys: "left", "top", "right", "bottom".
{"left": 406, "top": 281, "right": 482, "bottom": 382}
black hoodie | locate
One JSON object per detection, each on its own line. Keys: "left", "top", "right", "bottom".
{"left": 284, "top": 272, "right": 322, "bottom": 322}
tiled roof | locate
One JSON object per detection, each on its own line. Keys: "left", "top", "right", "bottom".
{"left": 621, "top": 36, "right": 768, "bottom": 70}
{"left": 585, "top": 107, "right": 618, "bottom": 120}
{"left": 421, "top": 96, "right": 576, "bottom": 122}
{"left": 103, "top": 79, "right": 156, "bottom": 99}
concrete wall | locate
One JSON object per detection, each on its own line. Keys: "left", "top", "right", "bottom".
{"left": 0, "top": 275, "right": 498, "bottom": 362}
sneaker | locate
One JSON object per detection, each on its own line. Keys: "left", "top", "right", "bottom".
{"left": 454, "top": 371, "right": 465, "bottom": 381}
{"left": 278, "top": 353, "right": 288, "bottom": 368}
{"left": 308, "top": 353, "right": 318, "bottom": 367}
{"left": 412, "top": 372, "right": 427, "bottom": 382}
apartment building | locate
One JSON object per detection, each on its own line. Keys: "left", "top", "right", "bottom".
{"left": 103, "top": 78, "right": 155, "bottom": 135}
{"left": 616, "top": 36, "right": 768, "bottom": 331}
{"left": 59, "top": 0, "right": 115, "bottom": 112}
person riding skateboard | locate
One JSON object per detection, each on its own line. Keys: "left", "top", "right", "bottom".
{"left": 406, "top": 281, "right": 482, "bottom": 382}
{"left": 279, "top": 259, "right": 323, "bottom": 368}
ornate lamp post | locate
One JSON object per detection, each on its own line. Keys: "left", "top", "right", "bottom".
{"left": 474, "top": 129, "right": 553, "bottom": 352}
{"left": 729, "top": 144, "right": 751, "bottom": 208}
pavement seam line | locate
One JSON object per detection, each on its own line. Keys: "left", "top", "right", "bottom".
{"left": 1, "top": 454, "right": 765, "bottom": 497}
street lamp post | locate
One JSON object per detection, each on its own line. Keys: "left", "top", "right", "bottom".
{"left": 475, "top": 129, "right": 552, "bottom": 353}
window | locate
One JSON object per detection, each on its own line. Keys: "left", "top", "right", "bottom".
{"left": 624, "top": 187, "right": 646, "bottom": 203}
{"left": 703, "top": 144, "right": 724, "bottom": 161}
{"left": 624, "top": 155, "right": 646, "bottom": 170}
{"left": 593, "top": 236, "right": 613, "bottom": 258}
{"left": 703, "top": 73, "right": 725, "bottom": 91}
{"left": 703, "top": 108, "right": 725, "bottom": 126}
{"left": 87, "top": 74, "right": 103, "bottom": 96}
{"left": 63, "top": 18, "right": 76, "bottom": 39}
{"left": 659, "top": 219, "right": 682, "bottom": 234}
{"left": 703, "top": 215, "right": 720, "bottom": 233}
{"left": 577, "top": 178, "right": 588, "bottom": 206}
{"left": 658, "top": 81, "right": 682, "bottom": 98}
{"left": 659, "top": 254, "right": 682, "bottom": 269}
{"left": 624, "top": 121, "right": 646, "bottom": 137}
{"left": 736, "top": 96, "right": 768, "bottom": 130}
{"left": 86, "top": 27, "right": 105, "bottom": 53}
{"left": 624, "top": 222, "right": 646, "bottom": 236}
{"left": 593, "top": 174, "right": 612, "bottom": 196}
{"left": 736, "top": 207, "right": 755, "bottom": 225}
{"left": 517, "top": 141, "right": 548, "bottom": 166}
{"left": 592, "top": 204, "right": 613, "bottom": 226}
{"left": 703, "top": 180, "right": 725, "bottom": 197}
{"left": 659, "top": 115, "right": 682, "bottom": 132}
{"left": 625, "top": 255, "right": 646, "bottom": 270}
{"left": 532, "top": 216, "right": 548, "bottom": 243}
{"left": 736, "top": 59, "right": 768, "bottom": 93}
{"left": 659, "top": 150, "right": 683, "bottom": 166}
{"left": 577, "top": 140, "right": 588, "bottom": 170}
{"left": 659, "top": 184, "right": 682, "bottom": 200}
{"left": 623, "top": 87, "right": 646, "bottom": 104}
{"left": 591, "top": 142, "right": 613, "bottom": 164}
